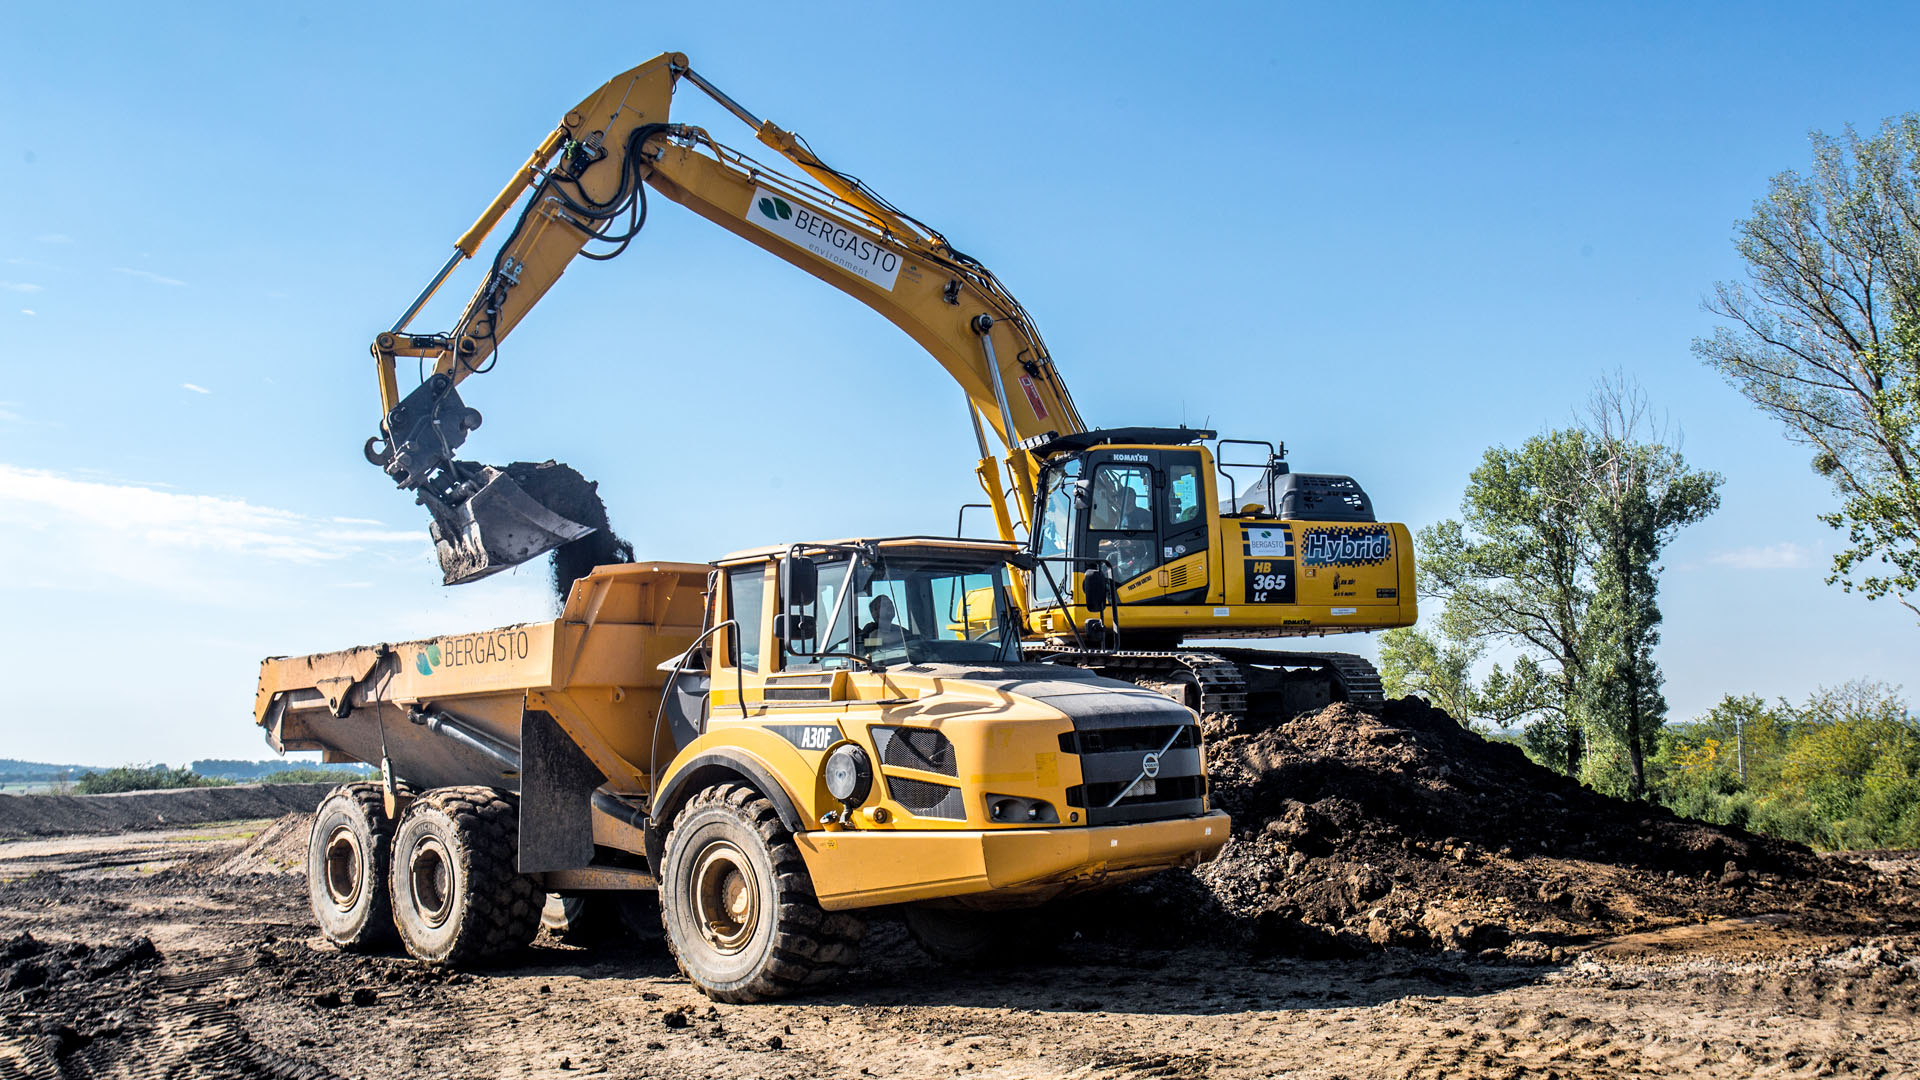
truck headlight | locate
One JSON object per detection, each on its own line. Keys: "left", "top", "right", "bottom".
{"left": 823, "top": 743, "right": 873, "bottom": 806}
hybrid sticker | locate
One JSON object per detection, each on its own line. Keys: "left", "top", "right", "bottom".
{"left": 746, "top": 188, "right": 901, "bottom": 290}
{"left": 1300, "top": 524, "right": 1393, "bottom": 567}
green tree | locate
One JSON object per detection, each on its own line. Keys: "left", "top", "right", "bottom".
{"left": 1696, "top": 116, "right": 1920, "bottom": 622}
{"left": 1409, "top": 428, "right": 1596, "bottom": 774}
{"left": 1578, "top": 379, "right": 1723, "bottom": 796}
{"left": 1388, "top": 381, "right": 1720, "bottom": 792}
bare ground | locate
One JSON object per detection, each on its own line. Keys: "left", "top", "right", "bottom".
{"left": 1, "top": 819, "right": 1916, "bottom": 1080}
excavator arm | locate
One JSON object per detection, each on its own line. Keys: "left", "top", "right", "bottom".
{"left": 369, "top": 53, "right": 1082, "bottom": 582}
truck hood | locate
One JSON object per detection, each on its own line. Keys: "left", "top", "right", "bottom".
{"left": 888, "top": 662, "right": 1194, "bottom": 729}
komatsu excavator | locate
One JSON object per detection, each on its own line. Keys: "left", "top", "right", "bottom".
{"left": 364, "top": 52, "right": 1416, "bottom": 728}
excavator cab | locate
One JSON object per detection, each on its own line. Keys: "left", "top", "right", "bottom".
{"left": 1023, "top": 427, "right": 1413, "bottom": 652}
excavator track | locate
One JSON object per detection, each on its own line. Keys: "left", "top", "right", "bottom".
{"left": 1032, "top": 647, "right": 1384, "bottom": 730}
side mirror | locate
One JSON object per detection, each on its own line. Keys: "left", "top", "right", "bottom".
{"left": 1081, "top": 566, "right": 1112, "bottom": 611}
{"left": 774, "top": 613, "right": 816, "bottom": 649}
{"left": 1072, "top": 480, "right": 1091, "bottom": 510}
{"left": 782, "top": 556, "right": 817, "bottom": 608}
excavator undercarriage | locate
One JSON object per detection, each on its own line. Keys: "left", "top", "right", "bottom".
{"left": 1031, "top": 647, "right": 1385, "bottom": 731}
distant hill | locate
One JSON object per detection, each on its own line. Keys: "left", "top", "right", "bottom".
{"left": 0, "top": 759, "right": 92, "bottom": 784}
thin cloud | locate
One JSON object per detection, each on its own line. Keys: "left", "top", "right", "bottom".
{"left": 1, "top": 281, "right": 43, "bottom": 293}
{"left": 19, "top": 309, "right": 34, "bottom": 316}
{"left": 0, "top": 402, "right": 20, "bottom": 423}
{"left": 113, "top": 267, "right": 187, "bottom": 287}
{"left": 0, "top": 465, "right": 425, "bottom": 589}
{"left": 35, "top": 233, "right": 73, "bottom": 244}
{"left": 182, "top": 383, "right": 211, "bottom": 395}
{"left": 1709, "top": 542, "right": 1816, "bottom": 570}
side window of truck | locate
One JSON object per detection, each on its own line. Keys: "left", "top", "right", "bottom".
{"left": 727, "top": 567, "right": 766, "bottom": 671}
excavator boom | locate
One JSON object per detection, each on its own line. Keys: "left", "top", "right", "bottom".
{"left": 367, "top": 54, "right": 1078, "bottom": 581}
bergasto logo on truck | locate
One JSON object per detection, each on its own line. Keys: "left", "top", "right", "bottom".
{"left": 414, "top": 630, "right": 532, "bottom": 676}
{"left": 746, "top": 188, "right": 902, "bottom": 291}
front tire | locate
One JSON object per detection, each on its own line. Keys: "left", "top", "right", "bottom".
{"left": 389, "top": 787, "right": 541, "bottom": 966}
{"left": 659, "top": 783, "right": 864, "bottom": 1002}
{"left": 307, "top": 783, "right": 396, "bottom": 950}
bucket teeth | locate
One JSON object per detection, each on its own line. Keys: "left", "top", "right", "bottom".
{"left": 426, "top": 467, "right": 595, "bottom": 585}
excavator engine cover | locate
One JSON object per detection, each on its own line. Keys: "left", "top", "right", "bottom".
{"left": 426, "top": 466, "right": 596, "bottom": 585}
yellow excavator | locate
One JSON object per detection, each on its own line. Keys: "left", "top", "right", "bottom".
{"left": 363, "top": 52, "right": 1416, "bottom": 727}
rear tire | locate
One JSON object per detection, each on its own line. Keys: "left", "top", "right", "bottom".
{"left": 659, "top": 783, "right": 864, "bottom": 1002}
{"left": 307, "top": 783, "right": 396, "bottom": 950}
{"left": 389, "top": 787, "right": 541, "bottom": 966}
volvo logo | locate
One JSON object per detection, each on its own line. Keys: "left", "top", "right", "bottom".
{"left": 1141, "top": 752, "right": 1161, "bottom": 779}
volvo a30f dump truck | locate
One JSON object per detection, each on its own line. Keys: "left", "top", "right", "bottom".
{"left": 257, "top": 537, "right": 1227, "bottom": 1001}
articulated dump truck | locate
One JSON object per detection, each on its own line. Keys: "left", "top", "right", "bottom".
{"left": 256, "top": 537, "right": 1228, "bottom": 1001}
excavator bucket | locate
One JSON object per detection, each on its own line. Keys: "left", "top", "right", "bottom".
{"left": 426, "top": 465, "right": 597, "bottom": 586}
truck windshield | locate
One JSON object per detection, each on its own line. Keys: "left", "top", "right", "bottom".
{"left": 809, "top": 553, "right": 1019, "bottom": 668}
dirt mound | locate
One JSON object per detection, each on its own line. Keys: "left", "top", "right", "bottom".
{"left": 1088, "top": 698, "right": 1918, "bottom": 959}
{"left": 0, "top": 783, "right": 335, "bottom": 839}
{"left": 211, "top": 813, "right": 310, "bottom": 877}
{"left": 502, "top": 460, "right": 633, "bottom": 601}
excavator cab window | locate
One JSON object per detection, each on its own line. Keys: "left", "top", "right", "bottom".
{"left": 1088, "top": 464, "right": 1157, "bottom": 586}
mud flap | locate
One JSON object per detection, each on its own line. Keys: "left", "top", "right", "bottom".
{"left": 428, "top": 467, "right": 595, "bottom": 586}
{"left": 518, "top": 710, "right": 607, "bottom": 873}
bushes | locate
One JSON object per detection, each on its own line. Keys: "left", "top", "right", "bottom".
{"left": 1652, "top": 682, "right": 1919, "bottom": 850}
{"left": 256, "top": 767, "right": 374, "bottom": 785}
{"left": 73, "top": 765, "right": 229, "bottom": 795}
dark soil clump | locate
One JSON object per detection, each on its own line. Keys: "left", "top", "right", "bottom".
{"left": 1082, "top": 697, "right": 1917, "bottom": 960}
{"left": 501, "top": 461, "right": 634, "bottom": 602}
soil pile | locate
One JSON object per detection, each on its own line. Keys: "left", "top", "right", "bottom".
{"left": 1091, "top": 697, "right": 1918, "bottom": 959}
{"left": 502, "top": 460, "right": 633, "bottom": 601}
{"left": 0, "top": 783, "right": 335, "bottom": 839}
{"left": 211, "top": 813, "right": 310, "bottom": 877}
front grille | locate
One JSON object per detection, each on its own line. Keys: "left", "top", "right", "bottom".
{"left": 886, "top": 775, "right": 965, "bottom": 820}
{"left": 1058, "top": 724, "right": 1197, "bottom": 756}
{"left": 872, "top": 726, "right": 956, "bottom": 776}
{"left": 1060, "top": 719, "right": 1206, "bottom": 825}
{"left": 1068, "top": 775, "right": 1205, "bottom": 808}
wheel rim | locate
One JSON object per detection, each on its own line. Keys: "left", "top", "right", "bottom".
{"left": 322, "top": 825, "right": 362, "bottom": 910}
{"left": 691, "top": 839, "right": 760, "bottom": 954}
{"left": 409, "top": 836, "right": 454, "bottom": 928}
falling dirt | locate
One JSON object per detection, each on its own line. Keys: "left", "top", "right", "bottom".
{"left": 501, "top": 460, "right": 633, "bottom": 602}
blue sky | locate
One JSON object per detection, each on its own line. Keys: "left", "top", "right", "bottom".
{"left": 3, "top": 3, "right": 1917, "bottom": 764}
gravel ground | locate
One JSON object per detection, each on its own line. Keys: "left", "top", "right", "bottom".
{"left": 0, "top": 819, "right": 1915, "bottom": 1079}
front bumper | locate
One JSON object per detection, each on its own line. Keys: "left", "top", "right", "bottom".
{"left": 794, "top": 811, "right": 1230, "bottom": 911}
